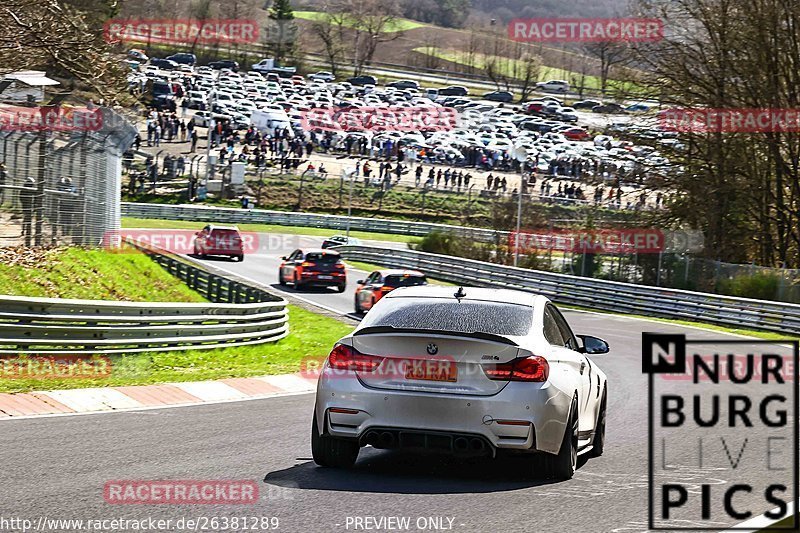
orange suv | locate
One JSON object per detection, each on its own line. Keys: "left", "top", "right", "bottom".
{"left": 279, "top": 249, "right": 347, "bottom": 292}
{"left": 354, "top": 269, "right": 427, "bottom": 313}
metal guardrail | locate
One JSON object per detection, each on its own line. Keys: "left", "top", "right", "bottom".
{"left": 0, "top": 242, "right": 289, "bottom": 354}
{"left": 336, "top": 246, "right": 800, "bottom": 335}
{"left": 121, "top": 202, "right": 503, "bottom": 242}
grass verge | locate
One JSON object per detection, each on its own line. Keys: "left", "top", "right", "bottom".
{"left": 0, "top": 247, "right": 206, "bottom": 302}
{"left": 121, "top": 217, "right": 421, "bottom": 244}
{"left": 0, "top": 305, "right": 353, "bottom": 393}
{"left": 294, "top": 11, "right": 426, "bottom": 32}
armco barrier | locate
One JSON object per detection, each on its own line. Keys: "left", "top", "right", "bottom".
{"left": 335, "top": 246, "right": 800, "bottom": 335}
{"left": 121, "top": 202, "right": 503, "bottom": 242}
{"left": 0, "top": 242, "right": 289, "bottom": 354}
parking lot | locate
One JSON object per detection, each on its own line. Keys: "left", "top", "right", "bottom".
{"left": 127, "top": 53, "right": 673, "bottom": 210}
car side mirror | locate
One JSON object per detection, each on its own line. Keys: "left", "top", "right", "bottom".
{"left": 578, "top": 335, "right": 609, "bottom": 355}
{"left": 281, "top": 256, "right": 288, "bottom": 260}
{"left": 357, "top": 279, "right": 365, "bottom": 285}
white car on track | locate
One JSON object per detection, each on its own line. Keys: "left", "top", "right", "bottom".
{"left": 311, "top": 286, "right": 609, "bottom": 480}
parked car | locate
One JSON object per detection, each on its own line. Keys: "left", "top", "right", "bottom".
{"left": 439, "top": 85, "right": 469, "bottom": 97}
{"left": 347, "top": 75, "right": 379, "bottom": 86}
{"left": 149, "top": 58, "right": 179, "bottom": 70}
{"left": 525, "top": 101, "right": 546, "bottom": 115}
{"left": 128, "top": 49, "right": 149, "bottom": 62}
{"left": 308, "top": 71, "right": 335, "bottom": 82}
{"left": 387, "top": 80, "right": 420, "bottom": 90}
{"left": 483, "top": 91, "right": 514, "bottom": 103}
{"left": 209, "top": 60, "right": 240, "bottom": 71}
{"left": 557, "top": 107, "right": 579, "bottom": 123}
{"left": 166, "top": 53, "right": 197, "bottom": 66}
{"left": 536, "top": 80, "right": 570, "bottom": 93}
{"left": 354, "top": 269, "right": 427, "bottom": 314}
{"left": 311, "top": 286, "right": 610, "bottom": 480}
{"left": 278, "top": 249, "right": 347, "bottom": 292}
{"left": 592, "top": 103, "right": 626, "bottom": 114}
{"left": 573, "top": 99, "right": 602, "bottom": 110}
{"left": 626, "top": 103, "right": 651, "bottom": 113}
{"left": 193, "top": 225, "right": 244, "bottom": 261}
{"left": 563, "top": 127, "right": 591, "bottom": 141}
{"left": 321, "top": 235, "right": 362, "bottom": 249}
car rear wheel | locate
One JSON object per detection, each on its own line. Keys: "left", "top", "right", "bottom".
{"left": 278, "top": 270, "right": 286, "bottom": 286}
{"left": 294, "top": 273, "right": 303, "bottom": 290}
{"left": 540, "top": 395, "right": 578, "bottom": 481}
{"left": 336, "top": 283, "right": 346, "bottom": 293}
{"left": 311, "top": 409, "right": 359, "bottom": 468}
{"left": 231, "top": 254, "right": 244, "bottom": 262}
{"left": 590, "top": 389, "right": 607, "bottom": 458}
{"left": 354, "top": 296, "right": 361, "bottom": 314}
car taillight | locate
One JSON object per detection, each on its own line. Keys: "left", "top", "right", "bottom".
{"left": 335, "top": 261, "right": 345, "bottom": 269}
{"left": 327, "top": 344, "right": 384, "bottom": 372}
{"left": 484, "top": 356, "right": 549, "bottom": 382}
{"left": 301, "top": 261, "right": 316, "bottom": 267}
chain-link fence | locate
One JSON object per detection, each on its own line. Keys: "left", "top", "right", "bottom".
{"left": 0, "top": 107, "right": 137, "bottom": 247}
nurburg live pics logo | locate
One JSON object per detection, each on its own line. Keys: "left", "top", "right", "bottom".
{"left": 642, "top": 333, "right": 799, "bottom": 530}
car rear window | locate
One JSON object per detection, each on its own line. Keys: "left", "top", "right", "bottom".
{"left": 306, "top": 252, "right": 340, "bottom": 264}
{"left": 210, "top": 229, "right": 240, "bottom": 238}
{"left": 359, "top": 299, "right": 532, "bottom": 336}
{"left": 384, "top": 274, "right": 427, "bottom": 288}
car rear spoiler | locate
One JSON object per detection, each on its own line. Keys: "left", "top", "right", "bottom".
{"left": 353, "top": 326, "right": 518, "bottom": 346}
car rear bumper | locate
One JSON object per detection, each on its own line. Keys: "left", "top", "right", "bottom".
{"left": 301, "top": 272, "right": 346, "bottom": 285}
{"left": 314, "top": 369, "right": 571, "bottom": 455}
{"left": 204, "top": 248, "right": 243, "bottom": 256}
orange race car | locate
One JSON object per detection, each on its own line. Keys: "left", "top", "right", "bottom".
{"left": 279, "top": 248, "right": 347, "bottom": 292}
{"left": 354, "top": 269, "right": 427, "bottom": 314}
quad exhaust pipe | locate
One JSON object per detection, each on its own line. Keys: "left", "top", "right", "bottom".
{"left": 362, "top": 430, "right": 488, "bottom": 455}
{"left": 379, "top": 431, "right": 395, "bottom": 448}
{"left": 453, "top": 437, "right": 469, "bottom": 452}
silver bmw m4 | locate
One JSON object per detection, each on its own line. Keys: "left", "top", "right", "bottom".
{"left": 311, "top": 286, "right": 609, "bottom": 480}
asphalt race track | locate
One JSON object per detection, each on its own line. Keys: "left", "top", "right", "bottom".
{"left": 1, "top": 233, "right": 793, "bottom": 533}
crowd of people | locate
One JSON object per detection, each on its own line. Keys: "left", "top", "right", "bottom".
{"left": 131, "top": 99, "right": 662, "bottom": 211}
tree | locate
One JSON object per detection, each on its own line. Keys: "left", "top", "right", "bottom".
{"left": 266, "top": 0, "right": 297, "bottom": 64}
{"left": 0, "top": 0, "right": 127, "bottom": 101}
{"left": 582, "top": 40, "right": 631, "bottom": 95}
{"left": 633, "top": 0, "right": 800, "bottom": 267}
{"left": 346, "top": 0, "right": 404, "bottom": 75}
{"left": 310, "top": 7, "right": 349, "bottom": 75}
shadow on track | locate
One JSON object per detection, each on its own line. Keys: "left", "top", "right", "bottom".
{"left": 263, "top": 448, "right": 582, "bottom": 494}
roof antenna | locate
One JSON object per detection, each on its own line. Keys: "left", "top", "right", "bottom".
{"left": 454, "top": 287, "right": 466, "bottom": 300}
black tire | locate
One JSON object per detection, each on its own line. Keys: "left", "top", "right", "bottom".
{"left": 294, "top": 273, "right": 303, "bottom": 290}
{"left": 546, "top": 395, "right": 578, "bottom": 481}
{"left": 278, "top": 270, "right": 287, "bottom": 286}
{"left": 354, "top": 296, "right": 362, "bottom": 314}
{"left": 590, "top": 389, "right": 607, "bottom": 458}
{"left": 234, "top": 254, "right": 244, "bottom": 262}
{"left": 336, "top": 283, "right": 346, "bottom": 293}
{"left": 311, "top": 409, "right": 359, "bottom": 468}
